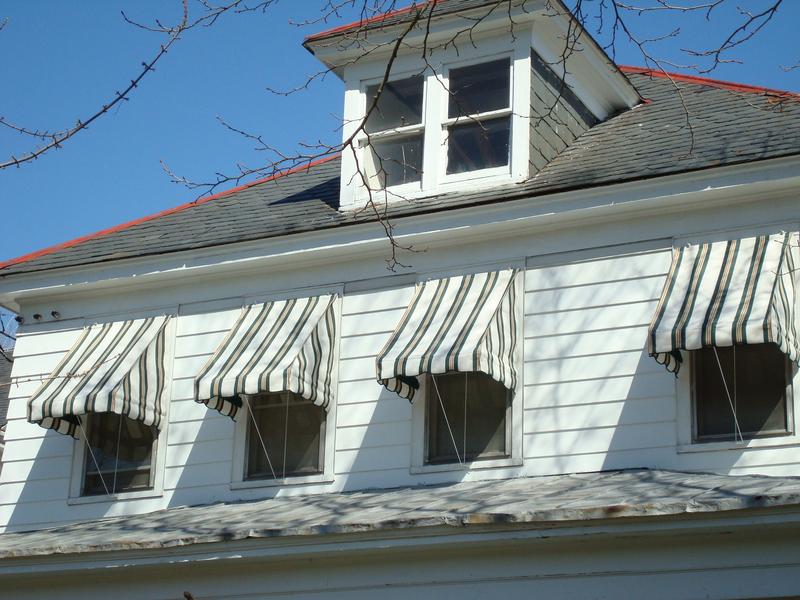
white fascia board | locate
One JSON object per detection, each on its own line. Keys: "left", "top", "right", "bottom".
{"left": 1, "top": 508, "right": 799, "bottom": 578}
{"left": 308, "top": 0, "right": 542, "bottom": 73}
{"left": 1, "top": 155, "right": 800, "bottom": 309}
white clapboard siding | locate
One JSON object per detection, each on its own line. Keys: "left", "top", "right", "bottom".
{"left": 525, "top": 250, "right": 671, "bottom": 289}
{"left": 335, "top": 445, "right": 411, "bottom": 474}
{"left": 5, "top": 242, "right": 800, "bottom": 533}
{"left": 165, "top": 438, "right": 233, "bottom": 469}
{"left": 524, "top": 372, "right": 676, "bottom": 409}
{"left": 523, "top": 422, "right": 676, "bottom": 458}
{"left": 526, "top": 300, "right": 658, "bottom": 337}
{"left": 336, "top": 421, "right": 413, "bottom": 451}
{"left": 336, "top": 398, "right": 412, "bottom": 427}
{"left": 525, "top": 396, "right": 676, "bottom": 433}
{"left": 164, "top": 460, "right": 232, "bottom": 490}
{"left": 524, "top": 275, "right": 665, "bottom": 313}
{"left": 341, "top": 307, "right": 406, "bottom": 337}
{"left": 0, "top": 435, "right": 74, "bottom": 462}
{"left": 520, "top": 250, "right": 676, "bottom": 474}
{"left": 525, "top": 326, "right": 650, "bottom": 360}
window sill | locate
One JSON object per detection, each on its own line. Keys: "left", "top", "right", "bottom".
{"left": 440, "top": 165, "right": 511, "bottom": 186}
{"left": 410, "top": 456, "right": 522, "bottom": 475}
{"left": 67, "top": 489, "right": 163, "bottom": 505}
{"left": 677, "top": 434, "right": 797, "bottom": 454}
{"left": 231, "top": 473, "right": 334, "bottom": 490}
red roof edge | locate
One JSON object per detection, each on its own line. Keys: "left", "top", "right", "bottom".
{"left": 305, "top": 1, "right": 433, "bottom": 42}
{"left": 619, "top": 65, "right": 800, "bottom": 99}
{"left": 0, "top": 154, "right": 341, "bottom": 273}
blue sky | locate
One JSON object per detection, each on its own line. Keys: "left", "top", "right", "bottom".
{"left": 1, "top": 0, "right": 798, "bottom": 262}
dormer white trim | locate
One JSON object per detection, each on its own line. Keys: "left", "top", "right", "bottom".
{"left": 340, "top": 26, "right": 534, "bottom": 211}
{"left": 325, "top": 1, "right": 640, "bottom": 212}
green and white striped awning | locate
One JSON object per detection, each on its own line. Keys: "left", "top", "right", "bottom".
{"left": 648, "top": 232, "right": 799, "bottom": 373}
{"left": 377, "top": 269, "right": 520, "bottom": 401}
{"left": 28, "top": 316, "right": 171, "bottom": 438}
{"left": 195, "top": 294, "right": 338, "bottom": 418}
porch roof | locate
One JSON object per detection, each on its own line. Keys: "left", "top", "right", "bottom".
{"left": 2, "top": 468, "right": 800, "bottom": 559}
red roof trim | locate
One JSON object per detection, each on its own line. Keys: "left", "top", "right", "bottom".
{"left": 305, "top": 1, "right": 434, "bottom": 42}
{"left": 619, "top": 65, "right": 800, "bottom": 99}
{"left": 0, "top": 154, "right": 340, "bottom": 272}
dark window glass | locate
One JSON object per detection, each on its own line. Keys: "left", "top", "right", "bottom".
{"left": 246, "top": 392, "right": 324, "bottom": 480}
{"left": 365, "top": 75, "right": 424, "bottom": 133}
{"left": 370, "top": 134, "right": 424, "bottom": 187}
{"left": 446, "top": 118, "right": 510, "bottom": 174}
{"left": 427, "top": 372, "right": 510, "bottom": 464}
{"left": 693, "top": 343, "right": 791, "bottom": 442}
{"left": 448, "top": 58, "right": 510, "bottom": 118}
{"left": 83, "top": 413, "right": 156, "bottom": 496}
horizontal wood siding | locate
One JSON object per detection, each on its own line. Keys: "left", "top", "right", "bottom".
{"left": 2, "top": 243, "right": 800, "bottom": 533}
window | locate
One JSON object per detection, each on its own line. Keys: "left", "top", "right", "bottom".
{"left": 363, "top": 75, "right": 425, "bottom": 189}
{"left": 445, "top": 58, "right": 511, "bottom": 175}
{"left": 358, "top": 57, "right": 516, "bottom": 194}
{"left": 82, "top": 413, "right": 157, "bottom": 496}
{"left": 426, "top": 372, "right": 511, "bottom": 464}
{"left": 245, "top": 391, "right": 325, "bottom": 480}
{"left": 692, "top": 343, "right": 793, "bottom": 442}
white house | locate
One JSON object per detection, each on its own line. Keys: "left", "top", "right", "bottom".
{"left": 1, "top": 1, "right": 800, "bottom": 598}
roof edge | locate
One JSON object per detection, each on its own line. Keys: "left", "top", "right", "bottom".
{"left": 0, "top": 155, "right": 340, "bottom": 273}
{"left": 620, "top": 66, "right": 800, "bottom": 99}
{"left": 304, "top": 1, "right": 433, "bottom": 43}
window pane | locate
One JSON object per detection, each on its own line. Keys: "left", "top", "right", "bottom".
{"left": 446, "top": 117, "right": 510, "bottom": 174}
{"left": 365, "top": 75, "right": 424, "bottom": 133}
{"left": 694, "top": 344, "right": 790, "bottom": 441}
{"left": 427, "top": 372, "right": 509, "bottom": 464}
{"left": 369, "top": 134, "right": 423, "bottom": 187}
{"left": 448, "top": 58, "right": 510, "bottom": 118}
{"left": 246, "top": 392, "right": 324, "bottom": 480}
{"left": 83, "top": 413, "right": 156, "bottom": 496}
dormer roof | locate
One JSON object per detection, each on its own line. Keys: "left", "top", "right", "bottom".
{"left": 1, "top": 69, "right": 799, "bottom": 278}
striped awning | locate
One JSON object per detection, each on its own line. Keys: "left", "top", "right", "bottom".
{"left": 28, "top": 316, "right": 171, "bottom": 438}
{"left": 195, "top": 294, "right": 338, "bottom": 418}
{"left": 377, "top": 269, "right": 519, "bottom": 401}
{"left": 648, "top": 232, "right": 799, "bottom": 373}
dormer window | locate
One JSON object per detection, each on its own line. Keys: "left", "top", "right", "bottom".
{"left": 355, "top": 54, "right": 521, "bottom": 202}
{"left": 363, "top": 75, "right": 425, "bottom": 189}
{"left": 311, "top": 5, "right": 639, "bottom": 211}
{"left": 445, "top": 58, "right": 511, "bottom": 175}
{"left": 360, "top": 58, "right": 515, "bottom": 195}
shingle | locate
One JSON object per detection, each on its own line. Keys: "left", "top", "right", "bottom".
{"left": 2, "top": 73, "right": 799, "bottom": 278}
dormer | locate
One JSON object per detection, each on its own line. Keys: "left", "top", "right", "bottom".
{"left": 304, "top": 0, "right": 641, "bottom": 211}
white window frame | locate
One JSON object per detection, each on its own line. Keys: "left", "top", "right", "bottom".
{"left": 437, "top": 53, "right": 515, "bottom": 185}
{"left": 348, "top": 30, "right": 531, "bottom": 207}
{"left": 676, "top": 349, "right": 799, "bottom": 454}
{"left": 355, "top": 68, "right": 427, "bottom": 200}
{"left": 229, "top": 294, "right": 341, "bottom": 490}
{"left": 230, "top": 391, "right": 336, "bottom": 489}
{"left": 409, "top": 266, "right": 525, "bottom": 474}
{"left": 68, "top": 314, "right": 177, "bottom": 505}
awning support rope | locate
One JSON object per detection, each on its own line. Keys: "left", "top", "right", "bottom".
{"left": 78, "top": 419, "right": 111, "bottom": 496}
{"left": 431, "top": 374, "right": 464, "bottom": 468}
{"left": 712, "top": 346, "right": 744, "bottom": 443}
{"left": 243, "top": 396, "right": 278, "bottom": 480}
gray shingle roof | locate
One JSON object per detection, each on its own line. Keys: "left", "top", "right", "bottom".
{"left": 2, "top": 469, "right": 800, "bottom": 558}
{"left": 2, "top": 72, "right": 799, "bottom": 278}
